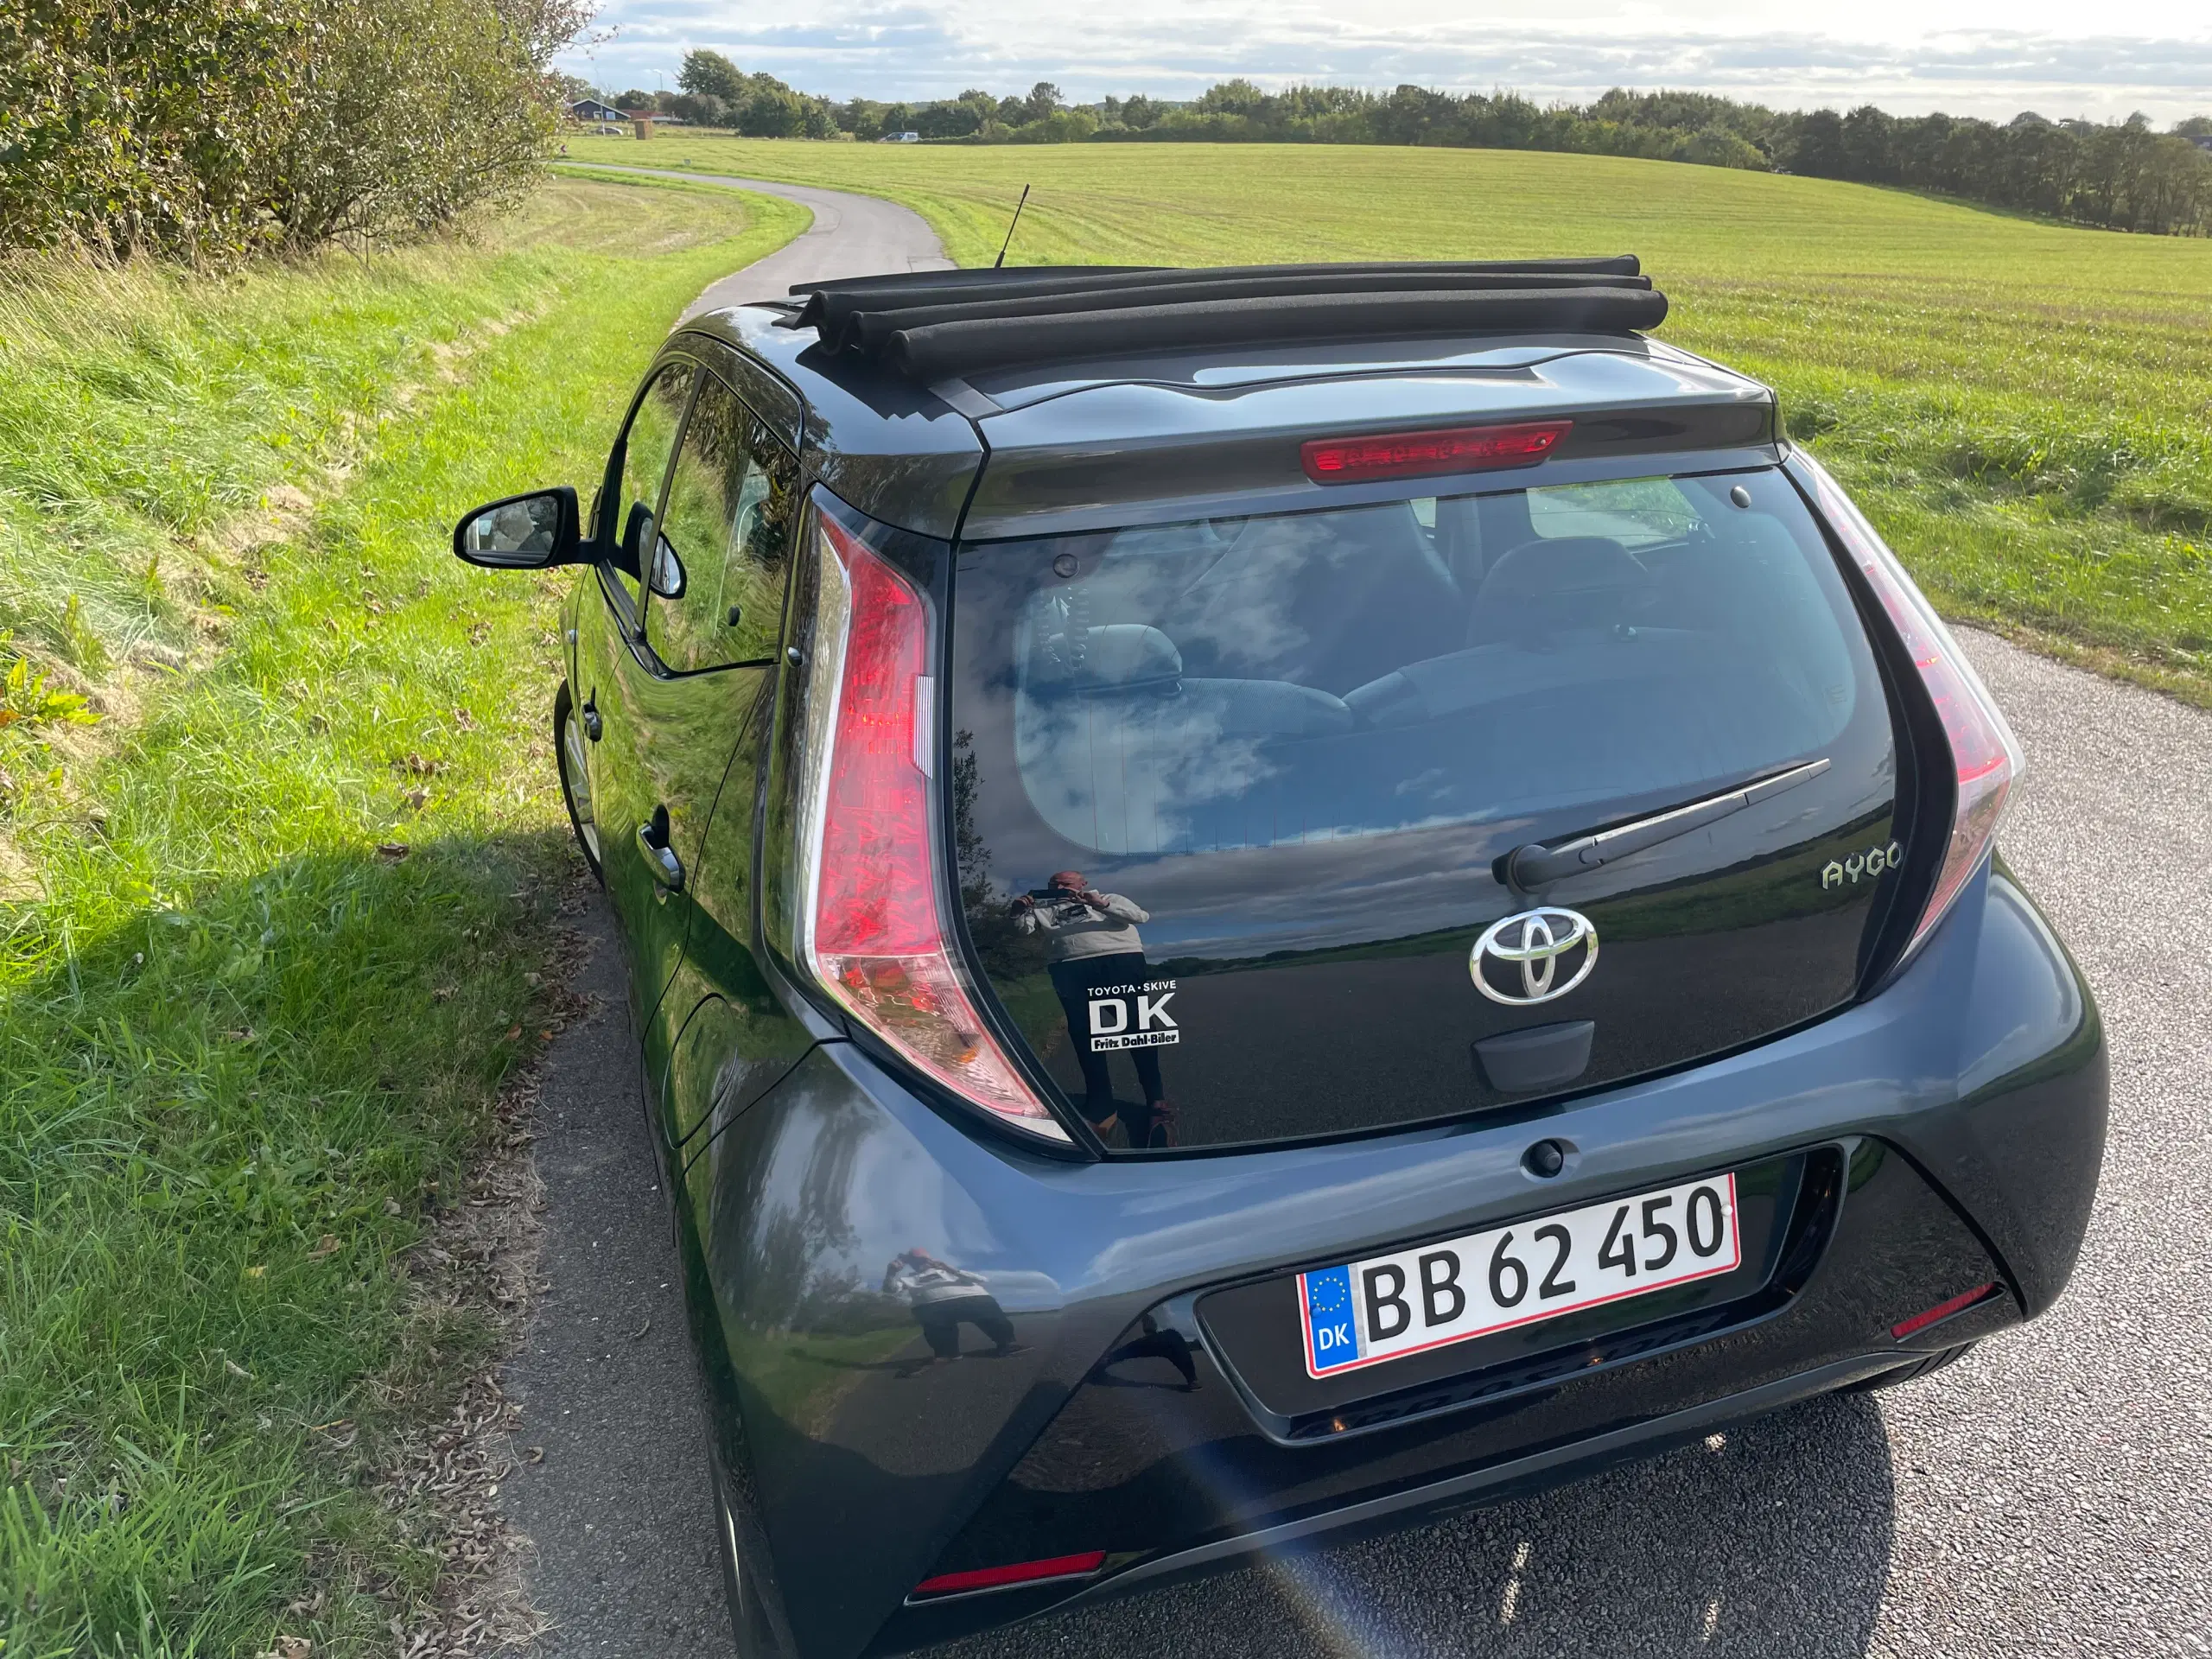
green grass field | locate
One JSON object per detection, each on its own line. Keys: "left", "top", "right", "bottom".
{"left": 570, "top": 135, "right": 2212, "bottom": 702}
{"left": 0, "top": 175, "right": 804, "bottom": 1659}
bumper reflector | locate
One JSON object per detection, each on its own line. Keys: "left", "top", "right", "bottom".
{"left": 913, "top": 1551, "right": 1108, "bottom": 1597}
{"left": 1892, "top": 1282, "right": 1998, "bottom": 1339}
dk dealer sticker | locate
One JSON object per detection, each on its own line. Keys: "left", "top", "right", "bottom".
{"left": 1087, "top": 978, "right": 1179, "bottom": 1052}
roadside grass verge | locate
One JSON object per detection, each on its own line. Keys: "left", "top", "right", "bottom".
{"left": 570, "top": 137, "right": 2212, "bottom": 702}
{"left": 0, "top": 177, "right": 804, "bottom": 1658}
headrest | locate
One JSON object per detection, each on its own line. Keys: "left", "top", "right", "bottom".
{"left": 1027, "top": 624, "right": 1182, "bottom": 690}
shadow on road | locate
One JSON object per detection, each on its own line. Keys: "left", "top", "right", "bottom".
{"left": 942, "top": 1392, "right": 1895, "bottom": 1657}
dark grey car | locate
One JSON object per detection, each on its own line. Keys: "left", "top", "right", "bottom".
{"left": 454, "top": 259, "right": 2105, "bottom": 1657}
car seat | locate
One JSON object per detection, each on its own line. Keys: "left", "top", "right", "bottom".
{"left": 1465, "top": 535, "right": 1652, "bottom": 645}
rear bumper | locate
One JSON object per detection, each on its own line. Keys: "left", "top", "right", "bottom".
{"left": 677, "top": 862, "right": 2103, "bottom": 1659}
{"left": 887, "top": 1351, "right": 1907, "bottom": 1647}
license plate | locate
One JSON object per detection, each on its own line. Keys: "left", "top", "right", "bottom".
{"left": 1297, "top": 1173, "right": 1741, "bottom": 1379}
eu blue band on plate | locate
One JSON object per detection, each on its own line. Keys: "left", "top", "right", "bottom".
{"left": 1301, "top": 1265, "right": 1361, "bottom": 1372}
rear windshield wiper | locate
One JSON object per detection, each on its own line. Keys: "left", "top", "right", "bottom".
{"left": 1502, "top": 758, "right": 1832, "bottom": 892}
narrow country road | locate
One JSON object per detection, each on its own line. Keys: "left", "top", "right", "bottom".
{"left": 499, "top": 176, "right": 2212, "bottom": 1658}
{"left": 565, "top": 162, "right": 955, "bottom": 313}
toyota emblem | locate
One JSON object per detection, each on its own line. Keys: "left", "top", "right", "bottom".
{"left": 1471, "top": 907, "right": 1599, "bottom": 1006}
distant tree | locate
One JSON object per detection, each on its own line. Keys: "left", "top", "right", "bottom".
{"left": 1021, "top": 81, "right": 1064, "bottom": 124}
{"left": 733, "top": 73, "right": 807, "bottom": 137}
{"left": 670, "top": 92, "right": 730, "bottom": 126}
{"left": 1195, "top": 78, "right": 1268, "bottom": 118}
{"left": 1119, "top": 94, "right": 1166, "bottom": 129}
{"left": 2175, "top": 116, "right": 2212, "bottom": 138}
{"left": 1787, "top": 108, "right": 1849, "bottom": 177}
{"left": 616, "top": 88, "right": 655, "bottom": 111}
{"left": 1674, "top": 125, "right": 1768, "bottom": 169}
{"left": 1015, "top": 107, "right": 1096, "bottom": 143}
{"left": 679, "top": 49, "right": 746, "bottom": 105}
{"left": 1840, "top": 105, "right": 1898, "bottom": 182}
{"left": 915, "top": 99, "right": 981, "bottom": 139}
{"left": 839, "top": 99, "right": 889, "bottom": 140}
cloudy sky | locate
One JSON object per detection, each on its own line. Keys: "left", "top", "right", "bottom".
{"left": 561, "top": 0, "right": 2212, "bottom": 123}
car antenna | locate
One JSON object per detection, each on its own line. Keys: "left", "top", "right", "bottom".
{"left": 992, "top": 184, "right": 1031, "bottom": 269}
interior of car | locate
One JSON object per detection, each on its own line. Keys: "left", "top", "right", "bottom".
{"left": 1008, "top": 473, "right": 1862, "bottom": 857}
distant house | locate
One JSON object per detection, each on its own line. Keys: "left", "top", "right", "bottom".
{"left": 880, "top": 130, "right": 921, "bottom": 143}
{"left": 567, "top": 99, "right": 623, "bottom": 123}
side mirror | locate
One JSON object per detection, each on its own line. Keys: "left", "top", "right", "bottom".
{"left": 453, "top": 487, "right": 582, "bottom": 569}
{"left": 647, "top": 537, "right": 686, "bottom": 599}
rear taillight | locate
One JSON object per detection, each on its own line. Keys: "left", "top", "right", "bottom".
{"left": 1798, "top": 456, "right": 2022, "bottom": 962}
{"left": 796, "top": 510, "right": 1070, "bottom": 1142}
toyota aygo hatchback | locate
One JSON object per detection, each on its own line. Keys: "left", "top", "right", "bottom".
{"left": 453, "top": 259, "right": 2106, "bottom": 1658}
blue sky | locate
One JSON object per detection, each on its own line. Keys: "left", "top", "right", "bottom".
{"left": 560, "top": 1, "right": 2212, "bottom": 123}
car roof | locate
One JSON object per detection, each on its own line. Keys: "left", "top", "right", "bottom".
{"left": 677, "top": 280, "right": 1778, "bottom": 543}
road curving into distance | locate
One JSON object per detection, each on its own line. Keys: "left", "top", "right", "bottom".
{"left": 500, "top": 171, "right": 2212, "bottom": 1659}
{"left": 562, "top": 162, "right": 954, "bottom": 316}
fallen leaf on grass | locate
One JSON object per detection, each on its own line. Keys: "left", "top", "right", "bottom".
{"left": 245, "top": 1264, "right": 266, "bottom": 1279}
{"left": 431, "top": 984, "right": 454, "bottom": 1002}
{"left": 404, "top": 788, "right": 429, "bottom": 810}
{"left": 224, "top": 1358, "right": 252, "bottom": 1379}
{"left": 376, "top": 842, "right": 410, "bottom": 860}
{"left": 224, "top": 1027, "right": 257, "bottom": 1044}
{"left": 503, "top": 1026, "right": 522, "bottom": 1042}
{"left": 384, "top": 1196, "right": 403, "bottom": 1216}
{"left": 308, "top": 1234, "right": 340, "bottom": 1259}
{"left": 277, "top": 1635, "right": 313, "bottom": 1659}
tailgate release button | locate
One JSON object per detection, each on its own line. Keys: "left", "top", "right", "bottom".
{"left": 1475, "top": 1020, "right": 1596, "bottom": 1093}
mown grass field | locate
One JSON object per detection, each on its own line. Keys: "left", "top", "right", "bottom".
{"left": 570, "top": 134, "right": 2212, "bottom": 702}
{"left": 0, "top": 174, "right": 804, "bottom": 1658}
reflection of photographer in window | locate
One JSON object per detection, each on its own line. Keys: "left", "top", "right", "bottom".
{"left": 1014, "top": 871, "right": 1175, "bottom": 1147}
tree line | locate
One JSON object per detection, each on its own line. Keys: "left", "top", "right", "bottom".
{"left": 607, "top": 57, "right": 2212, "bottom": 238}
{"left": 1, "top": 0, "right": 592, "bottom": 257}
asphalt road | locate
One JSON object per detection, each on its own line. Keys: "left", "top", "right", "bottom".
{"left": 565, "top": 162, "right": 955, "bottom": 315}
{"left": 499, "top": 181, "right": 2212, "bottom": 1657}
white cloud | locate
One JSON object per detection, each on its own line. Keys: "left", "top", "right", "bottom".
{"left": 563, "top": 0, "right": 2212, "bottom": 122}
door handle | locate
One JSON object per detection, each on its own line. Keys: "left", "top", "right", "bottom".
{"left": 639, "top": 807, "right": 684, "bottom": 893}
{"left": 581, "top": 694, "right": 602, "bottom": 742}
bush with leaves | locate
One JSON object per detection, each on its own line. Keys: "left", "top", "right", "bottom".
{"left": 0, "top": 0, "right": 593, "bottom": 256}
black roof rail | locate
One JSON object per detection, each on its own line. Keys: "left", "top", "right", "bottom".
{"left": 779, "top": 258, "right": 1665, "bottom": 382}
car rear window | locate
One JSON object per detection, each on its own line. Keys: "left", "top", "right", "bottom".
{"left": 951, "top": 470, "right": 1868, "bottom": 861}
